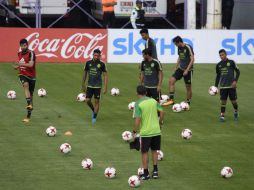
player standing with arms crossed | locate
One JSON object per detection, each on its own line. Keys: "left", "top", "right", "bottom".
{"left": 82, "top": 49, "right": 108, "bottom": 124}
{"left": 14, "top": 39, "right": 36, "bottom": 123}
{"left": 215, "top": 49, "right": 240, "bottom": 122}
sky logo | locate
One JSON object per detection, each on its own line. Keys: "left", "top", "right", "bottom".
{"left": 113, "top": 32, "right": 193, "bottom": 55}
{"left": 222, "top": 33, "right": 254, "bottom": 55}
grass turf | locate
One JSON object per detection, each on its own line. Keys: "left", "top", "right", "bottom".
{"left": 0, "top": 63, "right": 254, "bottom": 190}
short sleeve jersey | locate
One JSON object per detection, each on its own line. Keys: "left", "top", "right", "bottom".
{"left": 141, "top": 59, "right": 162, "bottom": 88}
{"left": 216, "top": 59, "right": 239, "bottom": 88}
{"left": 134, "top": 96, "right": 162, "bottom": 137}
{"left": 84, "top": 59, "right": 107, "bottom": 88}
{"left": 178, "top": 44, "right": 194, "bottom": 70}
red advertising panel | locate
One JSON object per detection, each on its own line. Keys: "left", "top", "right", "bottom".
{"left": 0, "top": 28, "right": 108, "bottom": 63}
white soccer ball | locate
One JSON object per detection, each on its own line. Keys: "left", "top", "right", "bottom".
{"left": 221, "top": 166, "right": 233, "bottom": 178}
{"left": 128, "top": 102, "right": 135, "bottom": 110}
{"left": 38, "top": 88, "right": 47, "bottom": 97}
{"left": 180, "top": 101, "right": 190, "bottom": 111}
{"left": 104, "top": 167, "right": 116, "bottom": 178}
{"left": 7, "top": 90, "right": 16, "bottom": 99}
{"left": 157, "top": 150, "right": 164, "bottom": 161}
{"left": 128, "top": 175, "right": 141, "bottom": 188}
{"left": 46, "top": 126, "right": 57, "bottom": 137}
{"left": 111, "top": 87, "right": 120, "bottom": 96}
{"left": 60, "top": 143, "right": 71, "bottom": 154}
{"left": 77, "top": 93, "right": 86, "bottom": 102}
{"left": 81, "top": 158, "right": 93, "bottom": 170}
{"left": 209, "top": 86, "right": 218, "bottom": 96}
{"left": 137, "top": 168, "right": 144, "bottom": 176}
{"left": 181, "top": 129, "right": 192, "bottom": 140}
{"left": 160, "top": 94, "right": 169, "bottom": 105}
{"left": 122, "top": 131, "right": 133, "bottom": 142}
{"left": 172, "top": 103, "right": 182, "bottom": 112}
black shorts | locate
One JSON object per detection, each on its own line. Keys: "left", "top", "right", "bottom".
{"left": 19, "top": 75, "right": 36, "bottom": 96}
{"left": 172, "top": 68, "right": 193, "bottom": 85}
{"left": 86, "top": 87, "right": 101, "bottom": 99}
{"left": 146, "top": 88, "right": 160, "bottom": 101}
{"left": 140, "top": 135, "right": 161, "bottom": 153}
{"left": 220, "top": 88, "right": 237, "bottom": 101}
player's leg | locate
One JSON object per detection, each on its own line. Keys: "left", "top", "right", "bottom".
{"left": 85, "top": 87, "right": 95, "bottom": 112}
{"left": 184, "top": 70, "right": 193, "bottom": 105}
{"left": 149, "top": 88, "right": 160, "bottom": 116}
{"left": 26, "top": 79, "right": 36, "bottom": 120}
{"left": 92, "top": 88, "right": 101, "bottom": 124}
{"left": 163, "top": 68, "right": 183, "bottom": 106}
{"left": 151, "top": 135, "right": 161, "bottom": 179}
{"left": 229, "top": 88, "right": 238, "bottom": 120}
{"left": 219, "top": 89, "right": 228, "bottom": 122}
{"left": 140, "top": 137, "right": 151, "bottom": 180}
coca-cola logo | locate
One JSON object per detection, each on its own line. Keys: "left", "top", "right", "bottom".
{"left": 25, "top": 32, "right": 107, "bottom": 60}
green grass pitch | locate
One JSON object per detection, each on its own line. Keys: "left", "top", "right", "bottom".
{"left": 0, "top": 63, "right": 254, "bottom": 190}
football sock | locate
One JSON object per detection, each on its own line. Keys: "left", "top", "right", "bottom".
{"left": 186, "top": 99, "right": 191, "bottom": 105}
{"left": 87, "top": 101, "right": 94, "bottom": 112}
{"left": 169, "top": 92, "right": 174, "bottom": 100}
{"left": 27, "top": 110, "right": 32, "bottom": 118}
{"left": 26, "top": 98, "right": 31, "bottom": 105}
{"left": 221, "top": 104, "right": 226, "bottom": 116}
{"left": 93, "top": 113, "right": 97, "bottom": 119}
{"left": 153, "top": 165, "right": 158, "bottom": 172}
{"left": 232, "top": 103, "right": 238, "bottom": 112}
{"left": 144, "top": 169, "right": 149, "bottom": 176}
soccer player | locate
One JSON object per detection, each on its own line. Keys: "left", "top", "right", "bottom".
{"left": 133, "top": 85, "right": 164, "bottom": 180}
{"left": 215, "top": 49, "right": 240, "bottom": 122}
{"left": 140, "top": 28, "right": 157, "bottom": 59}
{"left": 14, "top": 39, "right": 36, "bottom": 123}
{"left": 140, "top": 48, "right": 163, "bottom": 102}
{"left": 82, "top": 49, "right": 108, "bottom": 124}
{"left": 163, "top": 36, "right": 194, "bottom": 106}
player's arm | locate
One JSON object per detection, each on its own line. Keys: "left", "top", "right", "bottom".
{"left": 184, "top": 47, "right": 194, "bottom": 75}
{"left": 232, "top": 61, "right": 240, "bottom": 88}
{"left": 175, "top": 57, "right": 180, "bottom": 70}
{"left": 102, "top": 63, "right": 108, "bottom": 94}
{"left": 130, "top": 10, "right": 138, "bottom": 29}
{"left": 18, "top": 52, "right": 35, "bottom": 68}
{"left": 140, "top": 62, "right": 144, "bottom": 84}
{"left": 103, "top": 71, "right": 108, "bottom": 94}
{"left": 157, "top": 103, "right": 164, "bottom": 128}
{"left": 82, "top": 62, "right": 89, "bottom": 92}
{"left": 215, "top": 64, "right": 220, "bottom": 87}
{"left": 157, "top": 61, "right": 163, "bottom": 92}
{"left": 133, "top": 104, "right": 141, "bottom": 135}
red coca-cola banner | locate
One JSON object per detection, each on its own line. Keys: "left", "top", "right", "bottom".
{"left": 0, "top": 28, "right": 108, "bottom": 63}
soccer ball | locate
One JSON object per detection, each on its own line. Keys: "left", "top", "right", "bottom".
{"left": 7, "top": 90, "right": 16, "bottom": 99}
{"left": 181, "top": 129, "right": 192, "bottom": 140}
{"left": 160, "top": 94, "right": 169, "bottom": 105}
{"left": 128, "top": 175, "right": 141, "bottom": 188}
{"left": 81, "top": 158, "right": 93, "bottom": 170}
{"left": 60, "top": 143, "right": 71, "bottom": 154}
{"left": 77, "top": 93, "right": 86, "bottom": 102}
{"left": 111, "top": 87, "right": 120, "bottom": 96}
{"left": 128, "top": 102, "right": 135, "bottom": 110}
{"left": 180, "top": 101, "right": 190, "bottom": 111}
{"left": 38, "top": 88, "right": 47, "bottom": 97}
{"left": 157, "top": 150, "right": 164, "bottom": 161}
{"left": 137, "top": 168, "right": 144, "bottom": 176}
{"left": 172, "top": 103, "right": 182, "bottom": 113}
{"left": 122, "top": 131, "right": 133, "bottom": 142}
{"left": 208, "top": 86, "right": 218, "bottom": 96}
{"left": 46, "top": 126, "right": 57, "bottom": 137}
{"left": 104, "top": 167, "right": 116, "bottom": 178}
{"left": 221, "top": 166, "right": 233, "bottom": 178}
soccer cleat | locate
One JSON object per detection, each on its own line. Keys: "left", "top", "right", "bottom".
{"left": 26, "top": 104, "right": 33, "bottom": 110}
{"left": 162, "top": 99, "right": 174, "bottom": 106}
{"left": 140, "top": 175, "right": 150, "bottom": 180}
{"left": 219, "top": 116, "right": 225, "bottom": 122}
{"left": 234, "top": 112, "right": 239, "bottom": 121}
{"left": 152, "top": 171, "right": 159, "bottom": 179}
{"left": 22, "top": 118, "right": 30, "bottom": 123}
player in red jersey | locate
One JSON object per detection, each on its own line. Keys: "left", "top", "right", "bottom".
{"left": 14, "top": 39, "right": 36, "bottom": 123}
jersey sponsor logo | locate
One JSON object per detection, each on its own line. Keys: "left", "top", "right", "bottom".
{"left": 227, "top": 62, "right": 230, "bottom": 66}
{"left": 112, "top": 32, "right": 193, "bottom": 56}
{"left": 97, "top": 64, "right": 101, "bottom": 68}
{"left": 151, "top": 63, "right": 154, "bottom": 67}
{"left": 222, "top": 33, "right": 254, "bottom": 56}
